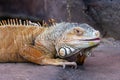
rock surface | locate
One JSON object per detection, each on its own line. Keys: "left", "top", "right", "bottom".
{"left": 84, "top": 0, "right": 120, "bottom": 39}
{"left": 0, "top": 0, "right": 120, "bottom": 39}
{"left": 0, "top": 0, "right": 97, "bottom": 30}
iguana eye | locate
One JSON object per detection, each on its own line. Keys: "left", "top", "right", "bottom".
{"left": 73, "top": 28, "right": 84, "bottom": 36}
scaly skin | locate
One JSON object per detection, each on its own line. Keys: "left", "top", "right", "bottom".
{"left": 0, "top": 19, "right": 100, "bottom": 68}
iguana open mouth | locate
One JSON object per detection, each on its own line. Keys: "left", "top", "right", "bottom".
{"left": 80, "top": 38, "right": 100, "bottom": 41}
{"left": 64, "top": 38, "right": 100, "bottom": 42}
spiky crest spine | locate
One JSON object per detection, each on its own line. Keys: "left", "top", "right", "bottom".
{"left": 0, "top": 18, "right": 56, "bottom": 27}
{"left": 0, "top": 19, "right": 42, "bottom": 27}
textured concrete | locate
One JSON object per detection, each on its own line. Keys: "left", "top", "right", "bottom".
{"left": 84, "top": 0, "right": 120, "bottom": 39}
{"left": 0, "top": 42, "right": 120, "bottom": 80}
{"left": 0, "top": 0, "right": 96, "bottom": 28}
{"left": 1, "top": 0, "right": 120, "bottom": 39}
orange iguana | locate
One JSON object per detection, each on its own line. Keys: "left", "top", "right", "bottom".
{"left": 0, "top": 19, "right": 100, "bottom": 68}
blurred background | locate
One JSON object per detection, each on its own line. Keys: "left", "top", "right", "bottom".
{"left": 0, "top": 0, "right": 120, "bottom": 39}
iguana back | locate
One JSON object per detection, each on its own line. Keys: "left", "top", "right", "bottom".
{"left": 0, "top": 19, "right": 100, "bottom": 68}
{"left": 0, "top": 19, "right": 45, "bottom": 62}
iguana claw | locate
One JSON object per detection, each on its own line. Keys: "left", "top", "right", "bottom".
{"left": 62, "top": 62, "right": 77, "bottom": 69}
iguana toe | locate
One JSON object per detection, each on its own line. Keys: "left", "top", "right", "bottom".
{"left": 62, "top": 62, "right": 77, "bottom": 69}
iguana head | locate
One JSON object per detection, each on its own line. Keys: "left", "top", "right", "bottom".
{"left": 54, "top": 23, "right": 100, "bottom": 58}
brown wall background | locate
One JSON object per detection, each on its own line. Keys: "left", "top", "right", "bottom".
{"left": 0, "top": 0, "right": 120, "bottom": 39}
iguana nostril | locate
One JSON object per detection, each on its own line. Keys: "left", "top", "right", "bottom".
{"left": 95, "top": 31, "right": 100, "bottom": 37}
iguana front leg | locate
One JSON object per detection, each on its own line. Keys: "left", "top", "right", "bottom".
{"left": 19, "top": 45, "right": 77, "bottom": 68}
{"left": 76, "top": 54, "right": 86, "bottom": 65}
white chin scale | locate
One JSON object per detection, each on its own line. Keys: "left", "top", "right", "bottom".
{"left": 58, "top": 46, "right": 76, "bottom": 58}
{"left": 85, "top": 51, "right": 92, "bottom": 57}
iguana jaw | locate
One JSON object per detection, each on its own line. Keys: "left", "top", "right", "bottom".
{"left": 64, "top": 37, "right": 100, "bottom": 48}
{"left": 56, "top": 37, "right": 100, "bottom": 58}
{"left": 79, "top": 38, "right": 100, "bottom": 41}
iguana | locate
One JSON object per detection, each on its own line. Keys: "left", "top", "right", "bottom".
{"left": 0, "top": 19, "right": 100, "bottom": 68}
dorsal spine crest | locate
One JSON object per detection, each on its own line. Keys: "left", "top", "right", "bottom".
{"left": 0, "top": 19, "right": 42, "bottom": 27}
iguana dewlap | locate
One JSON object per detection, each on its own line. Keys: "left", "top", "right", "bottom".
{"left": 0, "top": 19, "right": 100, "bottom": 68}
